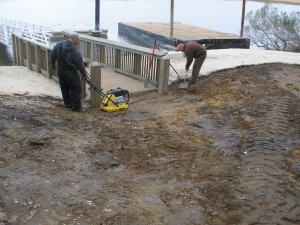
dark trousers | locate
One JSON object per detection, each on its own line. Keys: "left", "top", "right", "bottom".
{"left": 59, "top": 71, "right": 82, "bottom": 109}
{"left": 191, "top": 52, "right": 207, "bottom": 83}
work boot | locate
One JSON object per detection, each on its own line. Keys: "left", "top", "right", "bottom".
{"left": 72, "top": 107, "right": 86, "bottom": 112}
{"left": 64, "top": 104, "right": 72, "bottom": 109}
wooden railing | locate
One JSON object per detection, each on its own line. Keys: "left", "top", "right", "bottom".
{"left": 0, "top": 18, "right": 53, "bottom": 51}
{"left": 63, "top": 31, "right": 169, "bottom": 92}
{"left": 11, "top": 33, "right": 54, "bottom": 79}
{"left": 11, "top": 30, "right": 170, "bottom": 95}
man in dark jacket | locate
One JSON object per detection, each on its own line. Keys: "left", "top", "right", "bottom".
{"left": 176, "top": 41, "right": 207, "bottom": 84}
{"left": 50, "top": 34, "right": 87, "bottom": 112}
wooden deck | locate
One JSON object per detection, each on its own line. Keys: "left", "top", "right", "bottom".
{"left": 126, "top": 22, "right": 238, "bottom": 39}
{"left": 118, "top": 22, "right": 250, "bottom": 50}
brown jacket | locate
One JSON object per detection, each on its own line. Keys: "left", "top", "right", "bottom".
{"left": 184, "top": 41, "right": 206, "bottom": 70}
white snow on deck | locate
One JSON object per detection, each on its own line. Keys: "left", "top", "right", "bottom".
{"left": 165, "top": 49, "right": 300, "bottom": 82}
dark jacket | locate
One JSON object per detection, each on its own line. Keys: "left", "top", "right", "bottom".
{"left": 50, "top": 40, "right": 86, "bottom": 77}
{"left": 184, "top": 41, "right": 207, "bottom": 70}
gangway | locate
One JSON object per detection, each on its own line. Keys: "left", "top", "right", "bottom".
{"left": 0, "top": 18, "right": 53, "bottom": 53}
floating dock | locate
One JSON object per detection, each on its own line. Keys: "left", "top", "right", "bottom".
{"left": 119, "top": 22, "right": 250, "bottom": 50}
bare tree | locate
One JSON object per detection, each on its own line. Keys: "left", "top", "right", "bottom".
{"left": 245, "top": 3, "right": 300, "bottom": 52}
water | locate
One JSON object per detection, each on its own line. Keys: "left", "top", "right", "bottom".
{"left": 0, "top": 44, "right": 12, "bottom": 66}
{"left": 0, "top": 0, "right": 298, "bottom": 65}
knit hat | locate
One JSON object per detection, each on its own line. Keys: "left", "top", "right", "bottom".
{"left": 176, "top": 43, "right": 185, "bottom": 52}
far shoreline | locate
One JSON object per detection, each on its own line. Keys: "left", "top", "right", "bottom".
{"left": 250, "top": 0, "right": 300, "bottom": 5}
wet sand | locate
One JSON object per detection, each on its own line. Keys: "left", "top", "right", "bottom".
{"left": 0, "top": 64, "right": 299, "bottom": 224}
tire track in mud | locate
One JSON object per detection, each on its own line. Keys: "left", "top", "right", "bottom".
{"left": 199, "top": 92, "right": 300, "bottom": 224}
{"left": 237, "top": 96, "right": 300, "bottom": 224}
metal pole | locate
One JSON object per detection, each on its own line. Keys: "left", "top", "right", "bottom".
{"left": 240, "top": 0, "right": 246, "bottom": 37}
{"left": 170, "top": 0, "right": 174, "bottom": 37}
{"left": 95, "top": 0, "right": 100, "bottom": 31}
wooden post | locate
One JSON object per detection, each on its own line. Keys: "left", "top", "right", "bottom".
{"left": 45, "top": 49, "right": 51, "bottom": 78}
{"left": 18, "top": 39, "right": 24, "bottom": 66}
{"left": 90, "top": 63, "right": 102, "bottom": 107}
{"left": 240, "top": 0, "right": 246, "bottom": 37}
{"left": 158, "top": 58, "right": 170, "bottom": 95}
{"left": 170, "top": 0, "right": 174, "bottom": 37}
{"left": 26, "top": 42, "right": 32, "bottom": 69}
{"left": 35, "top": 45, "right": 41, "bottom": 73}
{"left": 12, "top": 34, "right": 18, "bottom": 65}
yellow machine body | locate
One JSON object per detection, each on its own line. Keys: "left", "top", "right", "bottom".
{"left": 100, "top": 94, "right": 129, "bottom": 112}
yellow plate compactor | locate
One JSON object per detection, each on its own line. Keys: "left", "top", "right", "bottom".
{"left": 85, "top": 78, "right": 129, "bottom": 112}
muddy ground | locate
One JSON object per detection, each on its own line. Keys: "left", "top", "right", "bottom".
{"left": 0, "top": 64, "right": 300, "bottom": 225}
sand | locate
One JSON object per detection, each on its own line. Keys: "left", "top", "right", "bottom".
{"left": 0, "top": 66, "right": 61, "bottom": 97}
{"left": 0, "top": 66, "right": 155, "bottom": 98}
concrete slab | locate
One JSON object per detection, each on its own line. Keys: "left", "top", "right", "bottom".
{"left": 0, "top": 66, "right": 156, "bottom": 98}
{"left": 0, "top": 66, "right": 61, "bottom": 97}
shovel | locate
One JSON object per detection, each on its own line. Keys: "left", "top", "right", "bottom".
{"left": 170, "top": 63, "right": 189, "bottom": 89}
{"left": 177, "top": 72, "right": 189, "bottom": 89}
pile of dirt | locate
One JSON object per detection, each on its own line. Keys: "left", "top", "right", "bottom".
{"left": 0, "top": 63, "right": 299, "bottom": 225}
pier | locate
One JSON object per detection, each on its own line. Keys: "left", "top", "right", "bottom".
{"left": 119, "top": 22, "right": 250, "bottom": 50}
{"left": 0, "top": 18, "right": 53, "bottom": 52}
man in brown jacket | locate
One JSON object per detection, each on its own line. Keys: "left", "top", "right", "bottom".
{"left": 176, "top": 41, "right": 207, "bottom": 84}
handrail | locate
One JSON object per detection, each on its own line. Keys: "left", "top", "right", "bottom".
{"left": 63, "top": 30, "right": 168, "bottom": 86}
{"left": 0, "top": 18, "right": 53, "bottom": 51}
{"left": 63, "top": 30, "right": 167, "bottom": 58}
{"left": 0, "top": 18, "right": 53, "bottom": 32}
